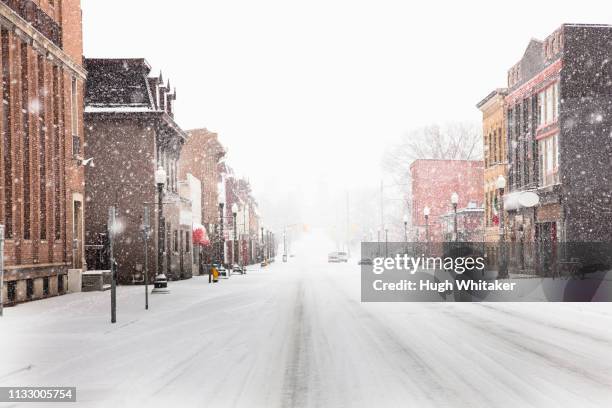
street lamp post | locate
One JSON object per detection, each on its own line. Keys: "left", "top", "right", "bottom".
{"left": 108, "top": 207, "right": 117, "bottom": 323}
{"left": 402, "top": 215, "right": 408, "bottom": 254}
{"left": 218, "top": 203, "right": 225, "bottom": 266}
{"left": 232, "top": 203, "right": 238, "bottom": 268}
{"left": 451, "top": 192, "right": 459, "bottom": 242}
{"left": 385, "top": 229, "right": 388, "bottom": 257}
{"left": 261, "top": 227, "right": 264, "bottom": 261}
{"left": 153, "top": 166, "right": 168, "bottom": 291}
{"left": 141, "top": 207, "right": 151, "bottom": 310}
{"left": 424, "top": 206, "right": 430, "bottom": 243}
{"left": 496, "top": 175, "right": 507, "bottom": 277}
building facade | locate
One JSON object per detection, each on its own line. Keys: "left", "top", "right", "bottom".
{"left": 477, "top": 89, "right": 507, "bottom": 242}
{"left": 503, "top": 24, "right": 612, "bottom": 245}
{"left": 178, "top": 128, "right": 225, "bottom": 269}
{"left": 84, "top": 58, "right": 191, "bottom": 283}
{"left": 410, "top": 159, "right": 484, "bottom": 242}
{"left": 1, "top": 0, "right": 86, "bottom": 305}
{"left": 224, "top": 175, "right": 261, "bottom": 266}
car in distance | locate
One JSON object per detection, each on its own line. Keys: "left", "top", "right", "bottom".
{"left": 328, "top": 251, "right": 349, "bottom": 263}
{"left": 358, "top": 258, "right": 373, "bottom": 265}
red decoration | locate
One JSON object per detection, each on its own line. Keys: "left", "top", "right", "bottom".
{"left": 192, "top": 224, "right": 210, "bottom": 247}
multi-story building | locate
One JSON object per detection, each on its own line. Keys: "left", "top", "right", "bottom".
{"left": 410, "top": 159, "right": 484, "bottom": 242}
{"left": 178, "top": 128, "right": 226, "bottom": 268}
{"left": 84, "top": 58, "right": 192, "bottom": 283}
{"left": 1, "top": 0, "right": 86, "bottom": 305}
{"left": 477, "top": 89, "right": 507, "bottom": 242}
{"left": 503, "top": 24, "right": 612, "bottom": 244}
{"left": 224, "top": 175, "right": 260, "bottom": 265}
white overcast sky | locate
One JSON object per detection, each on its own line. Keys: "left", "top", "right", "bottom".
{"left": 82, "top": 0, "right": 610, "bottom": 227}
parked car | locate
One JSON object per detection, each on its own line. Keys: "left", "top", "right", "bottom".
{"left": 358, "top": 258, "right": 373, "bottom": 265}
{"left": 217, "top": 265, "right": 230, "bottom": 279}
{"left": 232, "top": 264, "right": 246, "bottom": 275}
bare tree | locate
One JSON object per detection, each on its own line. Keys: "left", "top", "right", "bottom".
{"left": 383, "top": 121, "right": 483, "bottom": 184}
{"left": 381, "top": 121, "right": 483, "bottom": 233}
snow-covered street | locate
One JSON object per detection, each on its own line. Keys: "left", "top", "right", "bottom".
{"left": 1, "top": 231, "right": 612, "bottom": 408}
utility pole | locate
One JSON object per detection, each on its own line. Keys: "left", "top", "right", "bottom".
{"left": 108, "top": 207, "right": 117, "bottom": 324}
{"left": 346, "top": 191, "right": 350, "bottom": 258}
{"left": 380, "top": 180, "right": 384, "bottom": 237}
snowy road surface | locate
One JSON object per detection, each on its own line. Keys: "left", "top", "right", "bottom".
{"left": 1, "top": 232, "right": 612, "bottom": 408}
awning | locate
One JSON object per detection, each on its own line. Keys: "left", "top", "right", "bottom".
{"left": 193, "top": 224, "right": 211, "bottom": 247}
{"left": 503, "top": 190, "right": 540, "bottom": 211}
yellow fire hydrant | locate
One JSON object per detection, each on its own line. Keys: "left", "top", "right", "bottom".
{"left": 211, "top": 265, "right": 219, "bottom": 283}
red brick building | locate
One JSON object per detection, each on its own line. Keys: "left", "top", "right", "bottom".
{"left": 410, "top": 159, "right": 484, "bottom": 242}
{"left": 223, "top": 175, "right": 261, "bottom": 266}
{"left": 179, "top": 128, "right": 226, "bottom": 268}
{"left": 1, "top": 0, "right": 86, "bottom": 305}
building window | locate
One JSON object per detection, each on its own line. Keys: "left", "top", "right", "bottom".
{"left": 1, "top": 29, "right": 12, "bottom": 238}
{"left": 43, "top": 277, "right": 49, "bottom": 296}
{"left": 38, "top": 55, "right": 47, "bottom": 240}
{"left": 21, "top": 41, "right": 31, "bottom": 240}
{"left": 538, "top": 81, "right": 559, "bottom": 127}
{"left": 70, "top": 76, "right": 79, "bottom": 155}
{"left": 173, "top": 230, "right": 178, "bottom": 252}
{"left": 185, "top": 231, "right": 190, "bottom": 253}
{"left": 539, "top": 134, "right": 559, "bottom": 186}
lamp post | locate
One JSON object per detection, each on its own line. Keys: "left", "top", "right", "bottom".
{"left": 219, "top": 203, "right": 225, "bottom": 266}
{"left": 261, "top": 227, "right": 264, "bottom": 262}
{"left": 402, "top": 215, "right": 408, "bottom": 253}
{"left": 140, "top": 207, "right": 151, "bottom": 310}
{"left": 232, "top": 203, "right": 238, "bottom": 268}
{"left": 424, "top": 206, "right": 430, "bottom": 243}
{"left": 153, "top": 166, "right": 168, "bottom": 291}
{"left": 451, "top": 192, "right": 459, "bottom": 242}
{"left": 496, "top": 175, "right": 507, "bottom": 277}
{"left": 108, "top": 207, "right": 117, "bottom": 323}
{"left": 384, "top": 228, "right": 388, "bottom": 257}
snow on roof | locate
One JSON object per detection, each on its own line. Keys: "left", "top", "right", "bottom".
{"left": 84, "top": 105, "right": 156, "bottom": 113}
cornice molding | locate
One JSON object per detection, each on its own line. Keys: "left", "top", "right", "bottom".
{"left": 0, "top": 3, "right": 86, "bottom": 79}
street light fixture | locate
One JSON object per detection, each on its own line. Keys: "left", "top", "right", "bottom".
{"left": 423, "top": 206, "right": 430, "bottom": 243}
{"left": 153, "top": 166, "right": 168, "bottom": 292}
{"left": 450, "top": 192, "right": 459, "bottom": 242}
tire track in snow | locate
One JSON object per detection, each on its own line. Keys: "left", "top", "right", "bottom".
{"left": 281, "top": 280, "right": 311, "bottom": 408}
{"left": 441, "top": 307, "right": 612, "bottom": 388}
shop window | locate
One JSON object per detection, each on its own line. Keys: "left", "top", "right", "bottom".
{"left": 43, "top": 277, "right": 49, "bottom": 296}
